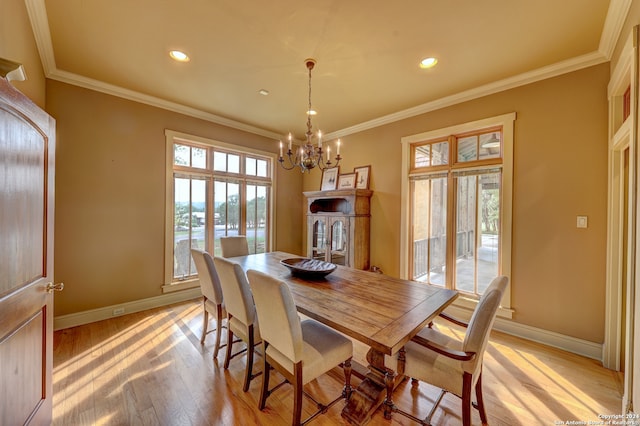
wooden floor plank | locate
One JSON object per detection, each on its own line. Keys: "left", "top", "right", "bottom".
{"left": 53, "top": 299, "right": 623, "bottom": 425}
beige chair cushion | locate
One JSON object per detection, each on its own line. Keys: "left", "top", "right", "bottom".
{"left": 220, "top": 236, "right": 249, "bottom": 257}
{"left": 267, "top": 320, "right": 352, "bottom": 385}
{"left": 385, "top": 275, "right": 508, "bottom": 398}
{"left": 386, "top": 327, "right": 467, "bottom": 396}
{"left": 247, "top": 269, "right": 353, "bottom": 385}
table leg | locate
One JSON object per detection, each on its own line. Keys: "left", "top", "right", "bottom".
{"left": 341, "top": 347, "right": 405, "bottom": 425}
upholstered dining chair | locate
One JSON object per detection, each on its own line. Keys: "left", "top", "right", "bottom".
{"left": 220, "top": 235, "right": 250, "bottom": 257}
{"left": 247, "top": 269, "right": 353, "bottom": 426}
{"left": 190, "top": 249, "right": 226, "bottom": 359}
{"left": 384, "top": 275, "right": 508, "bottom": 426}
{"left": 213, "top": 256, "right": 262, "bottom": 392}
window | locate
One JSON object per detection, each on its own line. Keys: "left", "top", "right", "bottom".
{"left": 164, "top": 130, "right": 275, "bottom": 288}
{"left": 401, "top": 113, "right": 514, "bottom": 311}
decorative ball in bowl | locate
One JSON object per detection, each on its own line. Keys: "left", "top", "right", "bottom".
{"left": 280, "top": 258, "right": 337, "bottom": 278}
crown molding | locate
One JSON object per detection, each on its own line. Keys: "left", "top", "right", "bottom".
{"left": 325, "top": 51, "right": 608, "bottom": 140}
{"left": 26, "top": 0, "right": 627, "bottom": 141}
{"left": 599, "top": 0, "right": 633, "bottom": 58}
{"left": 48, "top": 68, "right": 283, "bottom": 140}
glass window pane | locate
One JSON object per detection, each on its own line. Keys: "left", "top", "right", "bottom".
{"left": 479, "top": 132, "right": 501, "bottom": 160}
{"left": 174, "top": 177, "right": 194, "bottom": 278}
{"left": 246, "top": 185, "right": 257, "bottom": 254}
{"left": 412, "top": 178, "right": 447, "bottom": 285}
{"left": 431, "top": 142, "right": 449, "bottom": 166}
{"left": 213, "top": 182, "right": 240, "bottom": 239}
{"left": 246, "top": 157, "right": 257, "bottom": 176}
{"left": 245, "top": 184, "right": 268, "bottom": 254}
{"left": 191, "top": 179, "right": 207, "bottom": 254}
{"left": 454, "top": 172, "right": 501, "bottom": 295}
{"left": 457, "top": 136, "right": 477, "bottom": 162}
{"left": 478, "top": 173, "right": 500, "bottom": 293}
{"left": 213, "top": 152, "right": 227, "bottom": 171}
{"left": 213, "top": 181, "right": 227, "bottom": 256}
{"left": 257, "top": 159, "right": 268, "bottom": 177}
{"left": 174, "top": 144, "right": 190, "bottom": 166}
{"left": 192, "top": 146, "right": 207, "bottom": 169}
{"left": 228, "top": 154, "right": 240, "bottom": 173}
{"left": 414, "top": 145, "right": 430, "bottom": 168}
{"left": 454, "top": 175, "right": 477, "bottom": 293}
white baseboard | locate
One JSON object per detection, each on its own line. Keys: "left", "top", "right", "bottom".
{"left": 53, "top": 288, "right": 202, "bottom": 331}
{"left": 55, "top": 289, "right": 603, "bottom": 362}
{"left": 444, "top": 305, "right": 604, "bottom": 362}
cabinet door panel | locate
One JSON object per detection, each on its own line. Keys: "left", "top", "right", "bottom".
{"left": 330, "top": 218, "right": 349, "bottom": 265}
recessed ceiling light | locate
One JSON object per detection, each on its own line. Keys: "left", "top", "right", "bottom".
{"left": 419, "top": 57, "right": 438, "bottom": 69}
{"left": 169, "top": 50, "right": 190, "bottom": 62}
{"left": 258, "top": 89, "right": 270, "bottom": 96}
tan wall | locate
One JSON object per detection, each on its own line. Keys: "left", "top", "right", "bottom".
{"left": 303, "top": 63, "right": 609, "bottom": 343}
{"left": 0, "top": 0, "right": 46, "bottom": 107}
{"left": 46, "top": 80, "right": 303, "bottom": 316}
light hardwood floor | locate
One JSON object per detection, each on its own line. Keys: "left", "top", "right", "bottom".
{"left": 53, "top": 299, "right": 623, "bottom": 425}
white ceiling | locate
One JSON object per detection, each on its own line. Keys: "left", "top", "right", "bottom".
{"left": 26, "top": 0, "right": 626, "bottom": 141}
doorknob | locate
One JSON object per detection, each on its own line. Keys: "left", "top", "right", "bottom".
{"left": 46, "top": 282, "right": 64, "bottom": 293}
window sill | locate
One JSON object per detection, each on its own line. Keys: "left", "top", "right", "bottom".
{"left": 162, "top": 278, "right": 199, "bottom": 294}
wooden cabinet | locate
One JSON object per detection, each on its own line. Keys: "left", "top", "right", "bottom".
{"left": 304, "top": 189, "right": 372, "bottom": 270}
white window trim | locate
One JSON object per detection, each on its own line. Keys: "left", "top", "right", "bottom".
{"left": 400, "top": 112, "right": 516, "bottom": 318}
{"left": 163, "top": 129, "right": 277, "bottom": 292}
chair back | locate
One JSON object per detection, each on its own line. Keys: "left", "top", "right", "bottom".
{"left": 191, "top": 249, "right": 223, "bottom": 305}
{"left": 462, "top": 275, "right": 508, "bottom": 372}
{"left": 213, "top": 256, "right": 257, "bottom": 326}
{"left": 220, "top": 235, "right": 250, "bottom": 257}
{"left": 247, "top": 269, "right": 303, "bottom": 363}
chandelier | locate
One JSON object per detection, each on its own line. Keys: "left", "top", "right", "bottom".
{"left": 278, "top": 58, "right": 342, "bottom": 173}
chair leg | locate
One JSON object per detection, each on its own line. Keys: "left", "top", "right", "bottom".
{"left": 224, "top": 317, "right": 234, "bottom": 370}
{"left": 292, "top": 362, "right": 303, "bottom": 426}
{"left": 243, "top": 324, "right": 255, "bottom": 392}
{"left": 475, "top": 372, "right": 488, "bottom": 424}
{"left": 200, "top": 299, "right": 209, "bottom": 345}
{"left": 213, "top": 304, "right": 224, "bottom": 359}
{"left": 462, "top": 372, "right": 473, "bottom": 426}
{"left": 259, "top": 345, "right": 270, "bottom": 411}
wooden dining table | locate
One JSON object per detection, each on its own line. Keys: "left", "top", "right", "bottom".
{"left": 230, "top": 251, "right": 458, "bottom": 425}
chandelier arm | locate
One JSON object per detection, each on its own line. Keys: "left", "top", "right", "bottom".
{"left": 277, "top": 58, "right": 344, "bottom": 173}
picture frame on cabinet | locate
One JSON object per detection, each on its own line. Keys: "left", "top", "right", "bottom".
{"left": 337, "top": 173, "right": 356, "bottom": 189}
{"left": 320, "top": 167, "right": 339, "bottom": 191}
{"left": 354, "top": 165, "right": 371, "bottom": 189}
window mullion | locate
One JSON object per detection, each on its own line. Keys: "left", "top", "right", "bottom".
{"left": 474, "top": 175, "right": 480, "bottom": 294}
{"left": 446, "top": 173, "right": 456, "bottom": 290}
{"left": 239, "top": 182, "right": 247, "bottom": 236}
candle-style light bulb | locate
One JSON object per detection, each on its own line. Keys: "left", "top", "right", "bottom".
{"left": 318, "top": 130, "right": 322, "bottom": 148}
{"left": 288, "top": 133, "right": 292, "bottom": 151}
{"left": 337, "top": 139, "right": 341, "bottom": 155}
{"left": 279, "top": 141, "right": 283, "bottom": 157}
{"left": 327, "top": 145, "right": 331, "bottom": 162}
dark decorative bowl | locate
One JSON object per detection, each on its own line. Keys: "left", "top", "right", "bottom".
{"left": 280, "top": 258, "right": 337, "bottom": 278}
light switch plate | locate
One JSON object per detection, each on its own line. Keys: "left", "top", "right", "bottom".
{"left": 577, "top": 215, "right": 588, "bottom": 228}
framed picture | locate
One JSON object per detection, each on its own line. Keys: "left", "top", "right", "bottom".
{"left": 337, "top": 173, "right": 356, "bottom": 189}
{"left": 354, "top": 165, "right": 371, "bottom": 189}
{"left": 320, "top": 167, "right": 339, "bottom": 191}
